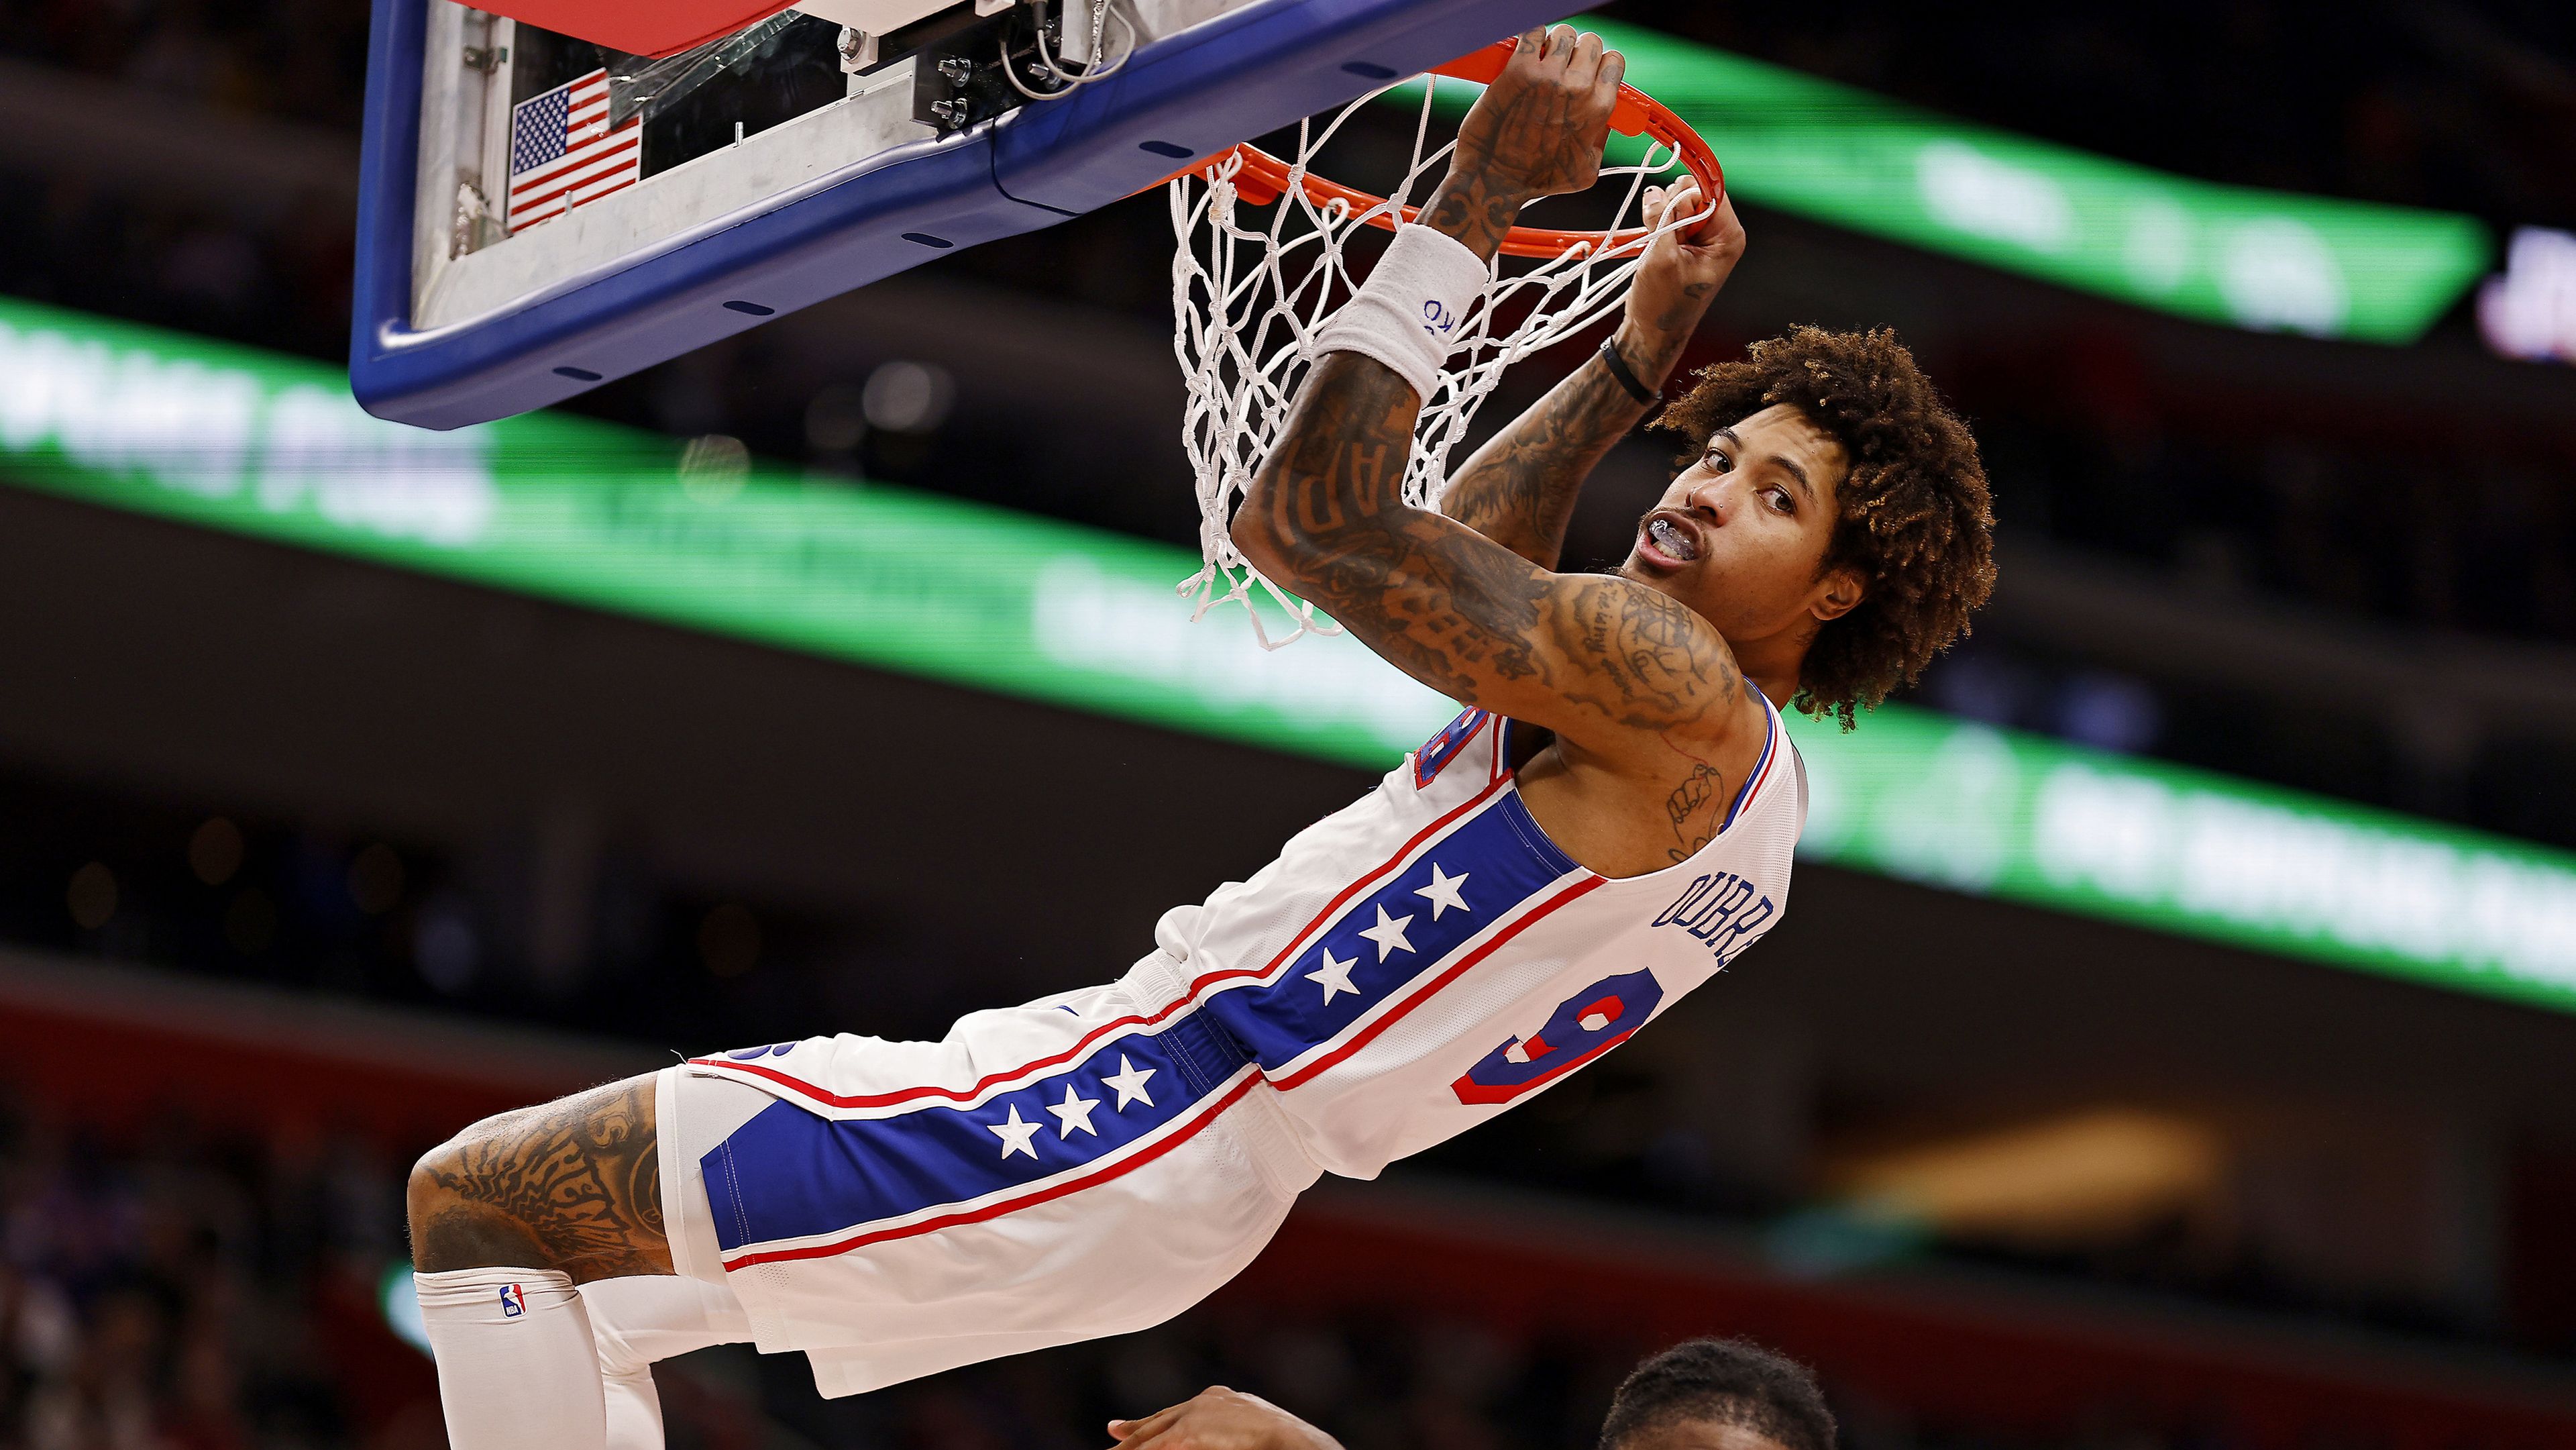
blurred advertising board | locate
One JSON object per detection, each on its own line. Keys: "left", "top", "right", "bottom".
{"left": 1, "top": 297, "right": 2569, "bottom": 1011}
{"left": 1511, "top": 21, "right": 2493, "bottom": 344}
{"left": 2479, "top": 227, "right": 2576, "bottom": 364}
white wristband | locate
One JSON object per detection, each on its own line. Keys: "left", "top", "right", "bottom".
{"left": 1309, "top": 223, "right": 1490, "bottom": 402}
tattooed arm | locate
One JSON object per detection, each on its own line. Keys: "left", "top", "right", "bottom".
{"left": 1442, "top": 183, "right": 1745, "bottom": 570}
{"left": 1232, "top": 29, "right": 1762, "bottom": 764}
{"left": 1234, "top": 354, "right": 1744, "bottom": 751}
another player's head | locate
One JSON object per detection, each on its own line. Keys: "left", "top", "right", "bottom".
{"left": 1597, "top": 1337, "right": 1837, "bottom": 1450}
{"left": 1620, "top": 325, "right": 1996, "bottom": 729}
{"left": 1109, "top": 1338, "right": 1835, "bottom": 1450}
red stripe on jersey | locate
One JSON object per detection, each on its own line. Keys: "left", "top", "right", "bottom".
{"left": 1212, "top": 768, "right": 1513, "bottom": 992}
{"left": 1271, "top": 872, "right": 1607, "bottom": 1091}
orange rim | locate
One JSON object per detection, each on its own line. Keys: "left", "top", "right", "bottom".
{"left": 1165, "top": 38, "right": 1724, "bottom": 261}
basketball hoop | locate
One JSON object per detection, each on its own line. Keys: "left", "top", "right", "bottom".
{"left": 1168, "top": 38, "right": 1725, "bottom": 647}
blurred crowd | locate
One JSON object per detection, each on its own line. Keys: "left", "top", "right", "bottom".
{"left": 0, "top": 0, "right": 366, "bottom": 127}
{"left": 0, "top": 0, "right": 360, "bottom": 354}
{"left": 0, "top": 1085, "right": 2239, "bottom": 1450}
{"left": 7, "top": 758, "right": 2548, "bottom": 1367}
{"left": 0, "top": 1094, "right": 405, "bottom": 1450}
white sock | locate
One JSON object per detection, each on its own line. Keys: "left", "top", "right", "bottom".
{"left": 416, "top": 1267, "right": 606, "bottom": 1450}
{"left": 581, "top": 1276, "right": 755, "bottom": 1450}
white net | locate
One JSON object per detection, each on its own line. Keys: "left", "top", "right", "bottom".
{"left": 1169, "top": 73, "right": 1701, "bottom": 648}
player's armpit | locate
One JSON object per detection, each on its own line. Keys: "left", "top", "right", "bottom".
{"left": 1231, "top": 352, "right": 1758, "bottom": 757}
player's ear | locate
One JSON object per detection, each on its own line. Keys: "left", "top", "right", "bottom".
{"left": 1809, "top": 565, "right": 1866, "bottom": 624}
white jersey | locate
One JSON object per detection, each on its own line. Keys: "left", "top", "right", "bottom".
{"left": 674, "top": 697, "right": 1802, "bottom": 1396}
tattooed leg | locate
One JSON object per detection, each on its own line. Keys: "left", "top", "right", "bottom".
{"left": 409, "top": 1073, "right": 672, "bottom": 1282}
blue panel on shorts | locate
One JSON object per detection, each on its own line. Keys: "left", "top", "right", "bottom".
{"left": 702, "top": 1011, "right": 1246, "bottom": 1253}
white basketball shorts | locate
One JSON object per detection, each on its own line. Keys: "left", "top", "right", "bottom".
{"left": 657, "top": 972, "right": 1323, "bottom": 1398}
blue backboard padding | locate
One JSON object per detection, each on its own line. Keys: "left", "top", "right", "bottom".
{"left": 350, "top": 0, "right": 1588, "bottom": 430}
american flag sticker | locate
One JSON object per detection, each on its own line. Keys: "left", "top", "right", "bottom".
{"left": 506, "top": 69, "right": 641, "bottom": 231}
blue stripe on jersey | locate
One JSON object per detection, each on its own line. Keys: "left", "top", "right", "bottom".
{"left": 1718, "top": 705, "right": 1777, "bottom": 831}
{"left": 702, "top": 1011, "right": 1246, "bottom": 1253}
{"left": 1200, "top": 789, "right": 1580, "bottom": 1074}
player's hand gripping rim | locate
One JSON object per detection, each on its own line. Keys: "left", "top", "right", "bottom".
{"left": 1615, "top": 175, "right": 1746, "bottom": 391}
{"left": 1450, "top": 24, "right": 1625, "bottom": 205}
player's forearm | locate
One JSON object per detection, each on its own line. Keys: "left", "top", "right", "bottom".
{"left": 1440, "top": 339, "right": 1654, "bottom": 568}
{"left": 1418, "top": 166, "right": 1534, "bottom": 263}
{"left": 1232, "top": 353, "right": 1548, "bottom": 705}
{"left": 1408, "top": 126, "right": 1611, "bottom": 566}
{"left": 1232, "top": 354, "right": 1431, "bottom": 596}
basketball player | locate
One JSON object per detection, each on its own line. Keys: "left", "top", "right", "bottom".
{"left": 1108, "top": 1337, "right": 1835, "bottom": 1450}
{"left": 406, "top": 25, "right": 1994, "bottom": 1450}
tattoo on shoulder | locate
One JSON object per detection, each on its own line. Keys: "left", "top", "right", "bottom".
{"left": 1544, "top": 578, "right": 1739, "bottom": 729}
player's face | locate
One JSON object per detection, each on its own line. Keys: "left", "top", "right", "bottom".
{"left": 1616, "top": 404, "right": 1862, "bottom": 654}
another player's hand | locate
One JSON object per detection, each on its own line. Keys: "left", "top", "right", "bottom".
{"left": 1621, "top": 177, "right": 1744, "bottom": 363}
{"left": 1106, "top": 1386, "right": 1343, "bottom": 1450}
{"left": 1450, "top": 25, "right": 1624, "bottom": 203}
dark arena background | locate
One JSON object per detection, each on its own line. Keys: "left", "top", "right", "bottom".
{"left": 5, "top": 1, "right": 2576, "bottom": 1447}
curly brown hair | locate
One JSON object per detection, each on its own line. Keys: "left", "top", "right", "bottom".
{"left": 1658, "top": 325, "right": 1996, "bottom": 729}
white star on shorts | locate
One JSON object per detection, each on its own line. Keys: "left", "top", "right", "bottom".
{"left": 1413, "top": 862, "right": 1471, "bottom": 919}
{"left": 1357, "top": 904, "right": 1416, "bottom": 961}
{"left": 1307, "top": 947, "right": 1358, "bottom": 1003}
{"left": 1047, "top": 1084, "right": 1102, "bottom": 1138}
{"left": 1102, "top": 1055, "right": 1157, "bottom": 1110}
{"left": 988, "top": 1104, "right": 1043, "bottom": 1159}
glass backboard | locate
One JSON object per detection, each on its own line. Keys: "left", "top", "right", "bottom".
{"left": 354, "top": 0, "right": 1578, "bottom": 428}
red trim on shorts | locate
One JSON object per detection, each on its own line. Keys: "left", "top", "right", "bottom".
{"left": 718, "top": 1068, "right": 1264, "bottom": 1267}
{"left": 688, "top": 773, "right": 1515, "bottom": 1111}
{"left": 1271, "top": 872, "right": 1607, "bottom": 1092}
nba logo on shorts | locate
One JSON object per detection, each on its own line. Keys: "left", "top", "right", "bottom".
{"left": 498, "top": 1284, "right": 525, "bottom": 1318}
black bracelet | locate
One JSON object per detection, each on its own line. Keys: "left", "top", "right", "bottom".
{"left": 1597, "top": 335, "right": 1660, "bottom": 407}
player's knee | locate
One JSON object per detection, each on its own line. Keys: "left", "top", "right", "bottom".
{"left": 407, "top": 1113, "right": 546, "bottom": 1273}
{"left": 406, "top": 1131, "right": 465, "bottom": 1234}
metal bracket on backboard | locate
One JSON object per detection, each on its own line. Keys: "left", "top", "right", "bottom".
{"left": 837, "top": 25, "right": 880, "bottom": 71}
{"left": 911, "top": 9, "right": 1021, "bottom": 132}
